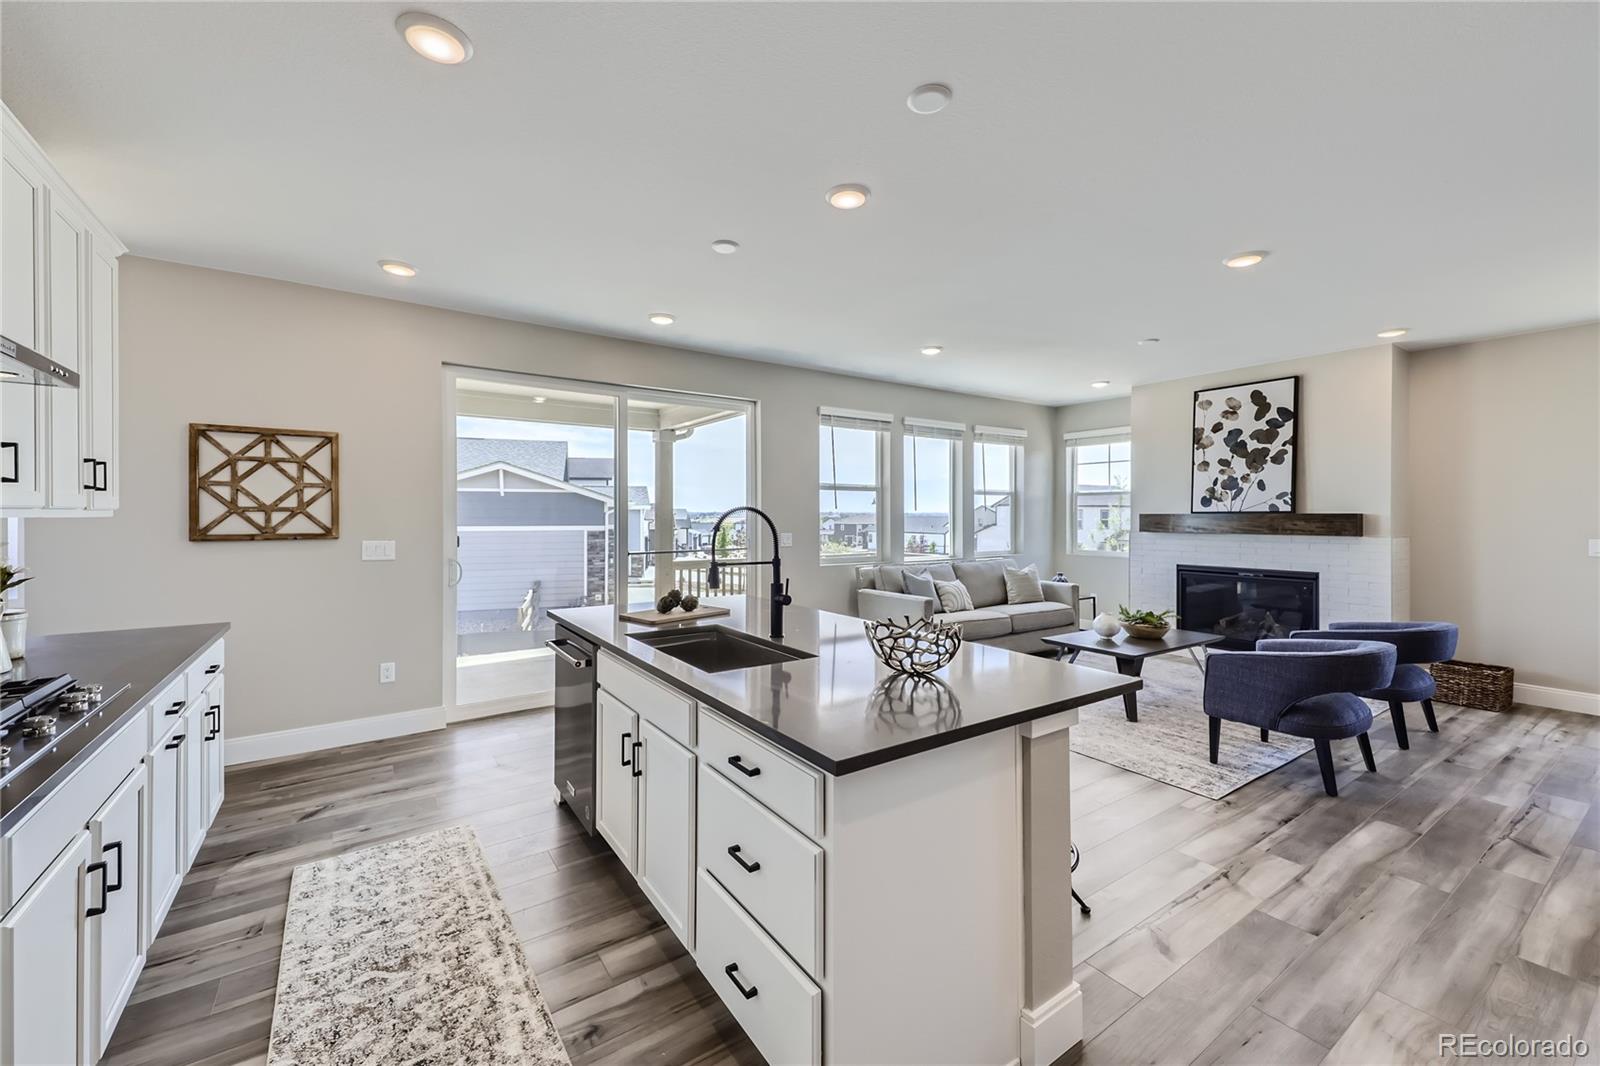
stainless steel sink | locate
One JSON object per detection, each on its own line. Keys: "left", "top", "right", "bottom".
{"left": 630, "top": 626, "right": 815, "bottom": 673}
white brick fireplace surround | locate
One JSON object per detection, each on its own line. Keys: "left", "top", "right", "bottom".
{"left": 1131, "top": 532, "right": 1410, "bottom": 624}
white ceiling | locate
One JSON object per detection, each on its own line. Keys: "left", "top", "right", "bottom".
{"left": 3, "top": 2, "right": 1596, "bottom": 405}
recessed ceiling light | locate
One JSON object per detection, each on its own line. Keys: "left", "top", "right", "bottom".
{"left": 711, "top": 240, "right": 740, "bottom": 254}
{"left": 826, "top": 184, "right": 870, "bottom": 210}
{"left": 907, "top": 83, "right": 953, "bottom": 115}
{"left": 378, "top": 259, "right": 417, "bottom": 277}
{"left": 396, "top": 12, "right": 473, "bottom": 64}
{"left": 1224, "top": 251, "right": 1268, "bottom": 269}
{"left": 1091, "top": 380, "right": 1111, "bottom": 389}
{"left": 1377, "top": 327, "right": 1409, "bottom": 339}
{"left": 648, "top": 313, "right": 675, "bottom": 326}
{"left": 920, "top": 345, "right": 943, "bottom": 356}
{"left": 1138, "top": 338, "right": 1160, "bottom": 345}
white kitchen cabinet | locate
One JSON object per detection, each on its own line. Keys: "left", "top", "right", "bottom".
{"left": 636, "top": 719, "right": 695, "bottom": 949}
{"left": 0, "top": 830, "right": 91, "bottom": 1066}
{"left": 146, "top": 722, "right": 185, "bottom": 938}
{"left": 0, "top": 132, "right": 47, "bottom": 510}
{"left": 203, "top": 676, "right": 225, "bottom": 825}
{"left": 182, "top": 698, "right": 208, "bottom": 865}
{"left": 89, "top": 768, "right": 146, "bottom": 1058}
{"left": 0, "top": 102, "right": 124, "bottom": 518}
{"left": 594, "top": 690, "right": 639, "bottom": 874}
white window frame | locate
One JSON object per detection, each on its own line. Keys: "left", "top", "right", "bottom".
{"left": 902, "top": 417, "right": 964, "bottom": 563}
{"left": 819, "top": 407, "right": 891, "bottom": 565}
{"left": 1065, "top": 426, "right": 1132, "bottom": 556}
{"left": 972, "top": 426, "right": 1025, "bottom": 557}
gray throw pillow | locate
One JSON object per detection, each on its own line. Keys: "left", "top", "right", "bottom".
{"left": 1004, "top": 564, "right": 1045, "bottom": 604}
{"left": 934, "top": 579, "right": 975, "bottom": 613}
{"left": 903, "top": 570, "right": 938, "bottom": 601}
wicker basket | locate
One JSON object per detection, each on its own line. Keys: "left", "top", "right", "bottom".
{"left": 1430, "top": 660, "right": 1514, "bottom": 712}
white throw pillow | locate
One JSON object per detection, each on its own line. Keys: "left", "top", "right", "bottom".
{"left": 934, "top": 579, "right": 975, "bottom": 613}
{"left": 1004, "top": 564, "right": 1044, "bottom": 604}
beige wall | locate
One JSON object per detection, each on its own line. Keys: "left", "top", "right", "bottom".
{"left": 1407, "top": 324, "right": 1600, "bottom": 694}
{"left": 1130, "top": 343, "right": 1405, "bottom": 533}
{"left": 25, "top": 258, "right": 1058, "bottom": 739}
{"left": 1052, "top": 397, "right": 1132, "bottom": 614}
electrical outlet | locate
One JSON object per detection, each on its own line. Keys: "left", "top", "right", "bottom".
{"left": 779, "top": 531, "right": 793, "bottom": 547}
{"left": 379, "top": 662, "right": 396, "bottom": 683}
{"left": 1590, "top": 539, "right": 1600, "bottom": 558}
{"left": 362, "top": 540, "right": 397, "bottom": 561}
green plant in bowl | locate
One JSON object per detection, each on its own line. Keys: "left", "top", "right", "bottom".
{"left": 1118, "top": 605, "right": 1174, "bottom": 640}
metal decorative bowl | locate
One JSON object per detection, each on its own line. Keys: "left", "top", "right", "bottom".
{"left": 1122, "top": 622, "right": 1170, "bottom": 641}
{"left": 863, "top": 616, "right": 964, "bottom": 675}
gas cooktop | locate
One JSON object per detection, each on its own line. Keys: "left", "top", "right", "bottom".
{"left": 0, "top": 673, "right": 131, "bottom": 781}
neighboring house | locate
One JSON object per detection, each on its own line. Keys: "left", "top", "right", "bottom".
{"left": 456, "top": 438, "right": 650, "bottom": 619}
{"left": 974, "top": 495, "right": 1012, "bottom": 554}
{"left": 821, "top": 512, "right": 878, "bottom": 552}
{"left": 905, "top": 512, "right": 951, "bottom": 556}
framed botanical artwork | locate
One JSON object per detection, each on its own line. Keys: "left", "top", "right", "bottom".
{"left": 1191, "top": 376, "right": 1298, "bottom": 513}
{"left": 189, "top": 423, "right": 339, "bottom": 540}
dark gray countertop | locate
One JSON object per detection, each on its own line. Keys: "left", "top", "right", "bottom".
{"left": 1, "top": 623, "right": 229, "bottom": 832}
{"left": 551, "top": 599, "right": 1138, "bottom": 775}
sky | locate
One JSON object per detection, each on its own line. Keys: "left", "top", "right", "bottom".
{"left": 457, "top": 414, "right": 748, "bottom": 512}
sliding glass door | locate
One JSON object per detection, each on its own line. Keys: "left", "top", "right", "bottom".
{"left": 444, "top": 369, "right": 755, "bottom": 718}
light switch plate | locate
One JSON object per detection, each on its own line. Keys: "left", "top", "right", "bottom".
{"left": 780, "top": 532, "right": 794, "bottom": 547}
{"left": 362, "top": 540, "right": 397, "bottom": 561}
{"left": 1590, "top": 539, "right": 1599, "bottom": 558}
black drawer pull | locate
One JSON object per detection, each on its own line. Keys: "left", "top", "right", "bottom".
{"left": 620, "top": 731, "right": 632, "bottom": 766}
{"left": 165, "top": 700, "right": 184, "bottom": 716}
{"left": 727, "top": 845, "right": 761, "bottom": 873}
{"left": 103, "top": 841, "right": 124, "bottom": 892}
{"left": 85, "top": 861, "right": 109, "bottom": 917}
{"left": 204, "top": 664, "right": 221, "bottom": 675}
{"left": 727, "top": 755, "right": 761, "bottom": 778}
{"left": 631, "top": 739, "right": 642, "bottom": 778}
{"left": 165, "top": 734, "right": 186, "bottom": 749}
{"left": 724, "top": 963, "right": 758, "bottom": 1000}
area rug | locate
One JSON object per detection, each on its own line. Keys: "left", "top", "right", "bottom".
{"left": 1068, "top": 650, "right": 1388, "bottom": 800}
{"left": 267, "top": 826, "right": 570, "bottom": 1066}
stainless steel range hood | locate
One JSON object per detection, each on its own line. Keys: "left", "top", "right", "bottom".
{"left": 0, "top": 334, "right": 78, "bottom": 387}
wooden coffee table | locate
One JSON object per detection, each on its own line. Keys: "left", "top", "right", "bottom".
{"left": 1042, "top": 628, "right": 1226, "bottom": 722}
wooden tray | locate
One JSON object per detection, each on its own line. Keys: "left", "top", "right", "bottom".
{"left": 618, "top": 603, "right": 732, "bottom": 626}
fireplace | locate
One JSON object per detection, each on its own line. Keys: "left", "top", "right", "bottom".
{"left": 1176, "top": 565, "right": 1319, "bottom": 649}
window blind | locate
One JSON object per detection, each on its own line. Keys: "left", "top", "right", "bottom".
{"left": 1063, "top": 425, "right": 1132, "bottom": 443}
{"left": 973, "top": 425, "right": 1028, "bottom": 445}
{"left": 904, "top": 417, "right": 965, "bottom": 441}
{"left": 819, "top": 407, "right": 893, "bottom": 433}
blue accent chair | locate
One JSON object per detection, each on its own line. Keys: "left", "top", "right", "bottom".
{"left": 1290, "top": 621, "right": 1459, "bottom": 750}
{"left": 1204, "top": 639, "right": 1397, "bottom": 796}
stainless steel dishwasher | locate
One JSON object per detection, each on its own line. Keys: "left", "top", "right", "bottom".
{"left": 547, "top": 625, "right": 597, "bottom": 833}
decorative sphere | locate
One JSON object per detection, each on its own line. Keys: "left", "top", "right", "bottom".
{"left": 664, "top": 588, "right": 683, "bottom": 607}
{"left": 681, "top": 594, "right": 699, "bottom": 612}
{"left": 657, "top": 594, "right": 676, "bottom": 614}
{"left": 1092, "top": 613, "right": 1121, "bottom": 638}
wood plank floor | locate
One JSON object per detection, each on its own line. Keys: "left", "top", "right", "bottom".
{"left": 106, "top": 698, "right": 1599, "bottom": 1066}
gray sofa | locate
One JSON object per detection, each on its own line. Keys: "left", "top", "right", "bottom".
{"left": 853, "top": 560, "right": 1080, "bottom": 654}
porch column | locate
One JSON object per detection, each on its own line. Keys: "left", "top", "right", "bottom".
{"left": 1018, "top": 711, "right": 1083, "bottom": 1066}
{"left": 653, "top": 430, "right": 675, "bottom": 600}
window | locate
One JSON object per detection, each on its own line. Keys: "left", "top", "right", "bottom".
{"left": 1068, "top": 430, "right": 1132, "bottom": 553}
{"left": 973, "top": 427, "right": 1025, "bottom": 555}
{"left": 819, "top": 408, "right": 890, "bottom": 561}
{"left": 903, "top": 418, "right": 962, "bottom": 561}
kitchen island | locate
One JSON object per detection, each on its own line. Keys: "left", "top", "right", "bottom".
{"left": 551, "top": 598, "right": 1136, "bottom": 1066}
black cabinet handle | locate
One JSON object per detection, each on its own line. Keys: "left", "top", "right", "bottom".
{"left": 631, "top": 739, "right": 642, "bottom": 778}
{"left": 204, "top": 664, "right": 221, "bottom": 675}
{"left": 82, "top": 457, "right": 97, "bottom": 490}
{"left": 103, "top": 841, "right": 124, "bottom": 892}
{"left": 165, "top": 700, "right": 184, "bottom": 716}
{"left": 205, "top": 707, "right": 220, "bottom": 740}
{"left": 723, "top": 963, "right": 758, "bottom": 1000}
{"left": 1, "top": 441, "right": 18, "bottom": 484}
{"left": 727, "top": 755, "right": 761, "bottom": 778}
{"left": 727, "top": 845, "right": 761, "bottom": 873}
{"left": 95, "top": 460, "right": 108, "bottom": 492}
{"left": 86, "top": 861, "right": 109, "bottom": 917}
{"left": 620, "top": 731, "right": 632, "bottom": 766}
{"left": 165, "top": 734, "right": 186, "bottom": 750}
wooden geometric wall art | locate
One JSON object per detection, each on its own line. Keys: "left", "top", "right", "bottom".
{"left": 189, "top": 423, "right": 340, "bottom": 541}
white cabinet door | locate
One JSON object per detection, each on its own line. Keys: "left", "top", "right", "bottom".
{"left": 202, "top": 676, "right": 225, "bottom": 825}
{"left": 86, "top": 240, "right": 117, "bottom": 509}
{"left": 637, "top": 719, "right": 695, "bottom": 949}
{"left": 0, "top": 830, "right": 91, "bottom": 1066}
{"left": 182, "top": 699, "right": 208, "bottom": 864}
{"left": 89, "top": 767, "right": 146, "bottom": 1057}
{"left": 45, "top": 194, "right": 89, "bottom": 511}
{"left": 0, "top": 140, "right": 46, "bottom": 510}
{"left": 146, "top": 730, "right": 185, "bottom": 939}
{"left": 594, "top": 690, "right": 639, "bottom": 874}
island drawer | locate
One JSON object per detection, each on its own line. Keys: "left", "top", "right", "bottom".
{"left": 599, "top": 651, "right": 694, "bottom": 747}
{"left": 188, "top": 638, "right": 226, "bottom": 695}
{"left": 699, "top": 764, "right": 823, "bottom": 978}
{"left": 697, "top": 869, "right": 821, "bottom": 1066}
{"left": 698, "top": 710, "right": 822, "bottom": 839}
{"left": 147, "top": 674, "right": 190, "bottom": 747}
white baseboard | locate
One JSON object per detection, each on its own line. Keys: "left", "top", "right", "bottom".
{"left": 1019, "top": 980, "right": 1083, "bottom": 1066}
{"left": 226, "top": 705, "right": 447, "bottom": 766}
{"left": 448, "top": 693, "right": 552, "bottom": 723}
{"left": 1515, "top": 683, "right": 1600, "bottom": 717}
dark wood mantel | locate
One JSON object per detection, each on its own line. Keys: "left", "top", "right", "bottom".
{"left": 1139, "top": 512, "right": 1365, "bottom": 537}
